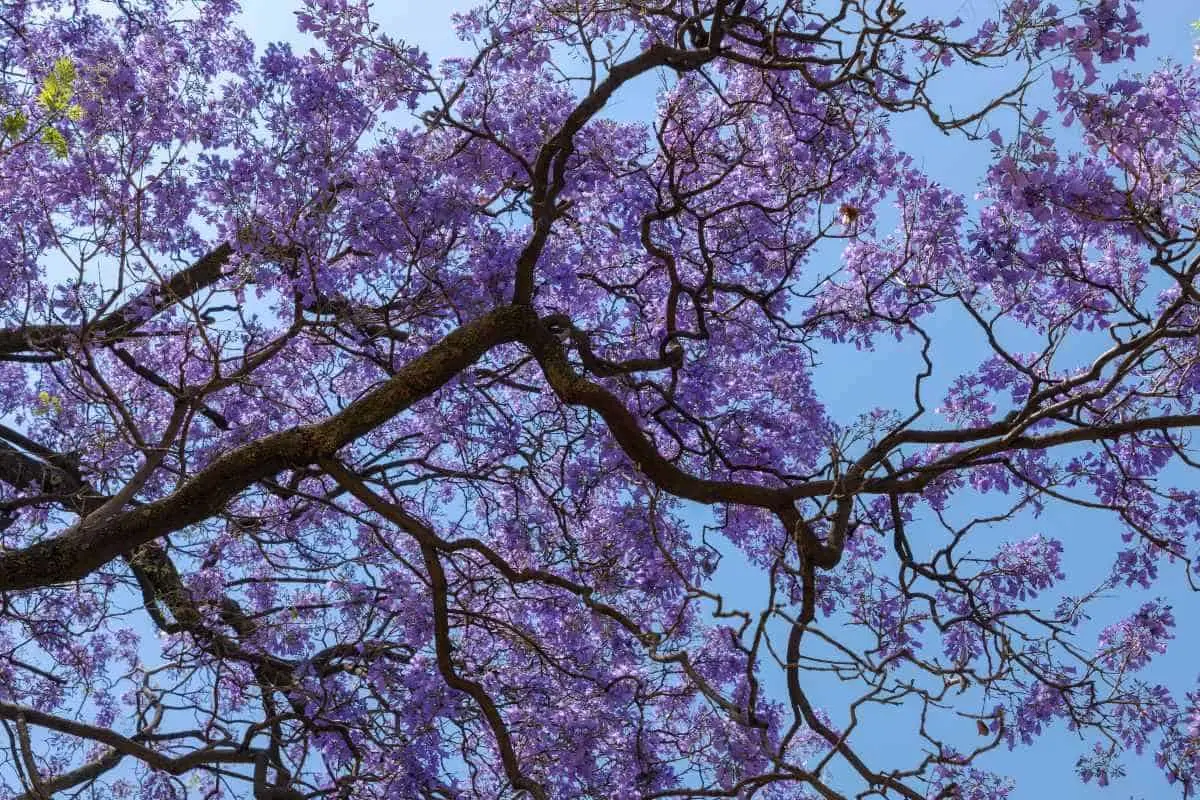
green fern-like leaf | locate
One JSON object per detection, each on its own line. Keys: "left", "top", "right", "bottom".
{"left": 2, "top": 111, "right": 27, "bottom": 138}
{"left": 40, "top": 126, "right": 68, "bottom": 158}
{"left": 37, "top": 57, "right": 77, "bottom": 114}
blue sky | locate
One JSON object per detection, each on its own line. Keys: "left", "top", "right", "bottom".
{"left": 229, "top": 2, "right": 1200, "bottom": 797}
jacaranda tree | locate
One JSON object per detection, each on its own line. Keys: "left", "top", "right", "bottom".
{"left": 0, "top": 0, "right": 1197, "bottom": 797}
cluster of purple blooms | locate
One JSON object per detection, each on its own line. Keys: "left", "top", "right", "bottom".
{"left": 0, "top": 0, "right": 1196, "bottom": 798}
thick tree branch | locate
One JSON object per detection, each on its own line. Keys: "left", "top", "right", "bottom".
{"left": 0, "top": 701, "right": 256, "bottom": 774}
{"left": 0, "top": 244, "right": 233, "bottom": 358}
{"left": 0, "top": 305, "right": 532, "bottom": 590}
{"left": 12, "top": 748, "right": 123, "bottom": 800}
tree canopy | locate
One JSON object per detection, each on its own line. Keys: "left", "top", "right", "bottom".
{"left": 0, "top": 0, "right": 1198, "bottom": 798}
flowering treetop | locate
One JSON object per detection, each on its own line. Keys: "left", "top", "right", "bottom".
{"left": 0, "top": 0, "right": 1197, "bottom": 798}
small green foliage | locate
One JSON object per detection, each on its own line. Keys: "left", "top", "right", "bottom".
{"left": 0, "top": 58, "right": 83, "bottom": 155}
{"left": 33, "top": 390, "right": 62, "bottom": 416}
{"left": 37, "top": 57, "right": 77, "bottom": 114}
{"left": 2, "top": 111, "right": 27, "bottom": 138}
{"left": 6, "top": 57, "right": 86, "bottom": 156}
{"left": 39, "top": 126, "right": 68, "bottom": 158}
